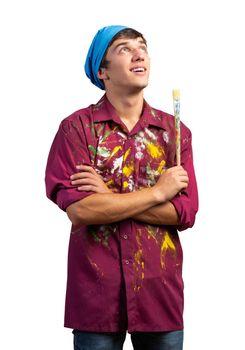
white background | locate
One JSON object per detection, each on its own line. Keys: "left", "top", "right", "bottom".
{"left": 0, "top": 0, "right": 244, "bottom": 349}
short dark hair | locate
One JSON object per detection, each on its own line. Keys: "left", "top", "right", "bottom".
{"left": 100, "top": 28, "right": 147, "bottom": 69}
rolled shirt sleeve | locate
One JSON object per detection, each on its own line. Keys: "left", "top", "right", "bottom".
{"left": 45, "top": 114, "right": 94, "bottom": 211}
{"left": 170, "top": 126, "right": 199, "bottom": 231}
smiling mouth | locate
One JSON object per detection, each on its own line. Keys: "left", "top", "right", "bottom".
{"left": 130, "top": 67, "right": 146, "bottom": 72}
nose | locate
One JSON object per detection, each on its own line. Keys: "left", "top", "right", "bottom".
{"left": 132, "top": 48, "right": 145, "bottom": 62}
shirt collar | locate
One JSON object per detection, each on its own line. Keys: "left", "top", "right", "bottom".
{"left": 92, "top": 94, "right": 169, "bottom": 131}
{"left": 92, "top": 94, "right": 122, "bottom": 124}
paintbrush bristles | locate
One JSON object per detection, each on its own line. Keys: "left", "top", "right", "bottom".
{"left": 172, "top": 89, "right": 180, "bottom": 100}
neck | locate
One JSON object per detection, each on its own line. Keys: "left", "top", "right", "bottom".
{"left": 106, "top": 89, "right": 144, "bottom": 131}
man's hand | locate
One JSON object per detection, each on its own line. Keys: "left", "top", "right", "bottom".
{"left": 70, "top": 164, "right": 112, "bottom": 193}
{"left": 153, "top": 166, "right": 189, "bottom": 202}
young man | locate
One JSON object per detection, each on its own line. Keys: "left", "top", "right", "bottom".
{"left": 45, "top": 25, "right": 198, "bottom": 350}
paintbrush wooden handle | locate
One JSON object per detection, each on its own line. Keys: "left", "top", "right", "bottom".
{"left": 172, "top": 89, "right": 181, "bottom": 166}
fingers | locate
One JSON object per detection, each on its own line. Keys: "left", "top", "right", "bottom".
{"left": 70, "top": 164, "right": 111, "bottom": 193}
{"left": 71, "top": 176, "right": 101, "bottom": 191}
{"left": 155, "top": 165, "right": 190, "bottom": 201}
{"left": 70, "top": 172, "right": 97, "bottom": 181}
{"left": 71, "top": 178, "right": 98, "bottom": 187}
{"left": 76, "top": 185, "right": 98, "bottom": 192}
{"left": 76, "top": 164, "right": 97, "bottom": 174}
{"left": 70, "top": 164, "right": 99, "bottom": 181}
{"left": 70, "top": 165, "right": 97, "bottom": 187}
{"left": 164, "top": 166, "right": 189, "bottom": 182}
{"left": 70, "top": 170, "right": 99, "bottom": 188}
{"left": 165, "top": 165, "right": 187, "bottom": 175}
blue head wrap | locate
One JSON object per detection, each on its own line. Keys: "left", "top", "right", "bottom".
{"left": 84, "top": 25, "right": 128, "bottom": 90}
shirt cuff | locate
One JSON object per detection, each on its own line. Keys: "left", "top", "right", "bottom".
{"left": 56, "top": 189, "right": 95, "bottom": 211}
{"left": 170, "top": 193, "right": 196, "bottom": 231}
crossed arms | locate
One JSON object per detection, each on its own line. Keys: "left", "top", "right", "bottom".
{"left": 66, "top": 164, "right": 189, "bottom": 227}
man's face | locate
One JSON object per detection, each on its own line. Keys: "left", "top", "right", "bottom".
{"left": 98, "top": 36, "right": 150, "bottom": 92}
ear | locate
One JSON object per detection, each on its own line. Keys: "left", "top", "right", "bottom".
{"left": 97, "top": 68, "right": 109, "bottom": 80}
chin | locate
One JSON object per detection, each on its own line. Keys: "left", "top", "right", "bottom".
{"left": 134, "top": 79, "right": 149, "bottom": 89}
{"left": 137, "top": 82, "right": 149, "bottom": 90}
{"left": 122, "top": 80, "right": 149, "bottom": 94}
{"left": 127, "top": 85, "right": 147, "bottom": 95}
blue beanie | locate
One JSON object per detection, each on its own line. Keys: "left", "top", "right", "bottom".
{"left": 84, "top": 25, "right": 128, "bottom": 90}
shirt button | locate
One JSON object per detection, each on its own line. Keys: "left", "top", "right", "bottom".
{"left": 123, "top": 234, "right": 128, "bottom": 240}
{"left": 125, "top": 259, "right": 129, "bottom": 265}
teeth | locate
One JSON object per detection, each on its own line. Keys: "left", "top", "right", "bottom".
{"left": 131, "top": 67, "right": 145, "bottom": 72}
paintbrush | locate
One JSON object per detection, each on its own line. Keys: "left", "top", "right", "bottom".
{"left": 172, "top": 89, "right": 181, "bottom": 166}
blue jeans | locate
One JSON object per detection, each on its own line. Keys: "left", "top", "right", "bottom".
{"left": 73, "top": 330, "right": 183, "bottom": 350}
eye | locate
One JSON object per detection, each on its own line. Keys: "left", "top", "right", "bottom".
{"left": 120, "top": 46, "right": 130, "bottom": 53}
{"left": 140, "top": 46, "right": 148, "bottom": 53}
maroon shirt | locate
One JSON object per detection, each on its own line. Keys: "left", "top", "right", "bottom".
{"left": 45, "top": 95, "right": 198, "bottom": 332}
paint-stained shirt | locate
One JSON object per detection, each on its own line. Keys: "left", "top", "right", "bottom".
{"left": 45, "top": 94, "right": 198, "bottom": 332}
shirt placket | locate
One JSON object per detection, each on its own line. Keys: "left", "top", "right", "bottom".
{"left": 118, "top": 134, "right": 137, "bottom": 329}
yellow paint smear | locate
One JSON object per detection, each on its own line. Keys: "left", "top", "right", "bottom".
{"left": 134, "top": 249, "right": 143, "bottom": 265}
{"left": 123, "top": 148, "right": 131, "bottom": 162}
{"left": 146, "top": 225, "right": 158, "bottom": 244}
{"left": 160, "top": 231, "right": 176, "bottom": 269}
{"left": 106, "top": 179, "right": 115, "bottom": 187}
{"left": 157, "top": 160, "right": 166, "bottom": 174}
{"left": 109, "top": 145, "right": 122, "bottom": 159}
{"left": 122, "top": 163, "right": 134, "bottom": 177}
{"left": 146, "top": 143, "right": 165, "bottom": 159}
{"left": 123, "top": 181, "right": 129, "bottom": 189}
{"left": 133, "top": 243, "right": 145, "bottom": 292}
